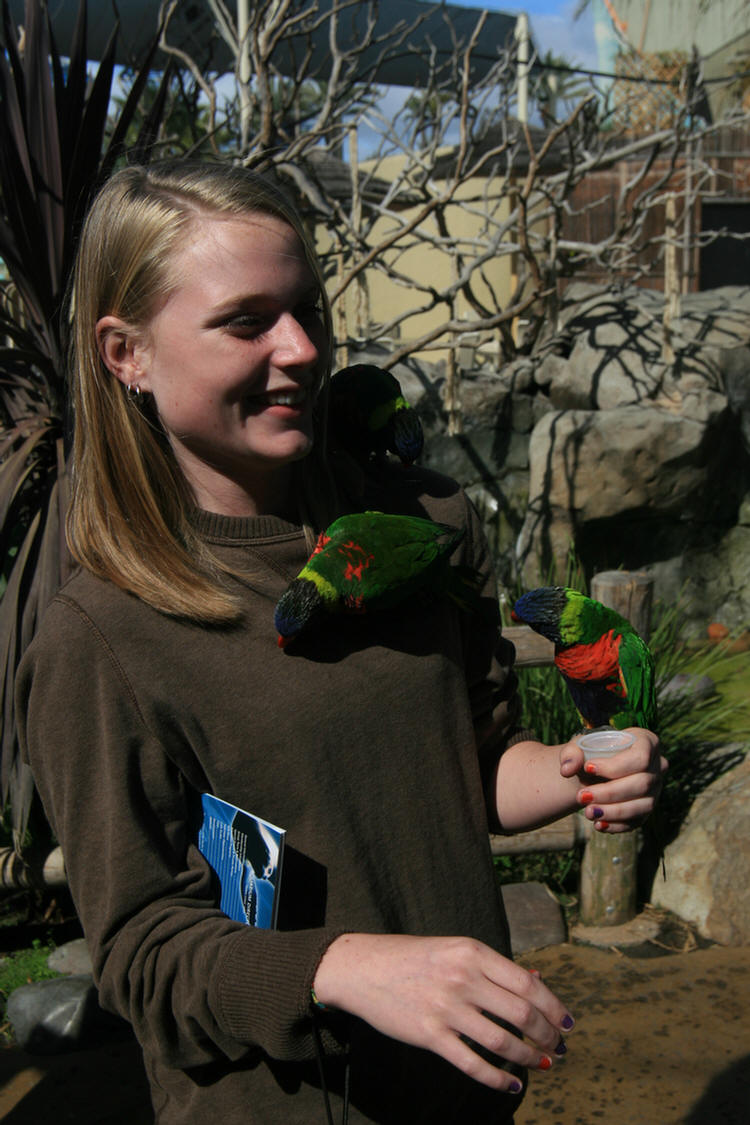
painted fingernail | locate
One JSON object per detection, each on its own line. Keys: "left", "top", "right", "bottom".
{"left": 579, "top": 790, "right": 595, "bottom": 804}
{"left": 528, "top": 968, "right": 542, "bottom": 978}
{"left": 561, "top": 1014, "right": 575, "bottom": 1030}
{"left": 584, "top": 762, "right": 597, "bottom": 774}
{"left": 509, "top": 1079, "right": 523, "bottom": 1094}
{"left": 592, "top": 807, "right": 604, "bottom": 819}
{"left": 554, "top": 1039, "right": 567, "bottom": 1056}
{"left": 538, "top": 1055, "right": 553, "bottom": 1071}
{"left": 595, "top": 819, "right": 610, "bottom": 831}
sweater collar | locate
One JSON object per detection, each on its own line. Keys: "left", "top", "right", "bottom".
{"left": 190, "top": 508, "right": 303, "bottom": 542}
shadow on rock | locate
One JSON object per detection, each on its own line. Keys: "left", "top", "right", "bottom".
{"left": 683, "top": 1054, "right": 750, "bottom": 1124}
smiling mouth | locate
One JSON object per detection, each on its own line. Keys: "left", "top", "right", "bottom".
{"left": 251, "top": 388, "right": 308, "bottom": 407}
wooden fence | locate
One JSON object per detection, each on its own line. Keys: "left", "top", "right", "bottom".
{"left": 0, "top": 571, "right": 654, "bottom": 930}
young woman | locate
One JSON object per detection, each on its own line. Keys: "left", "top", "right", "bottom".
{"left": 16, "top": 161, "right": 665, "bottom": 1124}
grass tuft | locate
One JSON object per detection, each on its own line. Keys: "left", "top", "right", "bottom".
{"left": 0, "top": 937, "right": 61, "bottom": 1045}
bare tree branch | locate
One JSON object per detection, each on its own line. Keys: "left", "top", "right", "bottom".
{"left": 151, "top": 1, "right": 750, "bottom": 392}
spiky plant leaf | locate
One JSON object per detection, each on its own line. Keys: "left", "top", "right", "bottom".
{"left": 0, "top": 0, "right": 171, "bottom": 846}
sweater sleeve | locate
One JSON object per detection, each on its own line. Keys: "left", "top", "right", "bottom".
{"left": 15, "top": 597, "right": 344, "bottom": 1071}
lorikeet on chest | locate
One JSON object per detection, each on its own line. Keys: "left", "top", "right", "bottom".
{"left": 328, "top": 364, "right": 424, "bottom": 466}
{"left": 511, "top": 586, "right": 656, "bottom": 730}
{"left": 274, "top": 511, "right": 480, "bottom": 646}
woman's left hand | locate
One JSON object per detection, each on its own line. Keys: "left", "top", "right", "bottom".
{"left": 559, "top": 728, "right": 667, "bottom": 833}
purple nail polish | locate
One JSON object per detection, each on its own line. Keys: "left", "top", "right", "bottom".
{"left": 509, "top": 1079, "right": 523, "bottom": 1094}
{"left": 561, "top": 1014, "right": 575, "bottom": 1031}
{"left": 554, "top": 1039, "right": 567, "bottom": 1056}
{"left": 592, "top": 807, "right": 604, "bottom": 819}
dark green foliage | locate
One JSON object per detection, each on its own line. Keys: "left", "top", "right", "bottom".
{"left": 0, "top": 0, "right": 172, "bottom": 844}
{"left": 493, "top": 849, "right": 581, "bottom": 899}
{"left": 647, "top": 601, "right": 749, "bottom": 845}
{"left": 514, "top": 660, "right": 580, "bottom": 746}
{"left": 109, "top": 66, "right": 234, "bottom": 157}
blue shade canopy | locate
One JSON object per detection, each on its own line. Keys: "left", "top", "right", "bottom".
{"left": 3, "top": 1, "right": 529, "bottom": 86}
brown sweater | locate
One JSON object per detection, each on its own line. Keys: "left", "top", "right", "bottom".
{"left": 17, "top": 467, "right": 525, "bottom": 1124}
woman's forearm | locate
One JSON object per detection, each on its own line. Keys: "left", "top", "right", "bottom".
{"left": 491, "top": 739, "right": 582, "bottom": 833}
{"left": 491, "top": 729, "right": 666, "bottom": 836}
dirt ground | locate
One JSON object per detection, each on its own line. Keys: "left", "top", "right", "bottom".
{"left": 0, "top": 941, "right": 748, "bottom": 1124}
{"left": 515, "top": 942, "right": 750, "bottom": 1125}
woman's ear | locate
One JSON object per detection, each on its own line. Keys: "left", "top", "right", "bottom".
{"left": 96, "top": 316, "right": 150, "bottom": 391}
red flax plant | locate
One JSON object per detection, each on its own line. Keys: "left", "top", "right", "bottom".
{"left": 0, "top": 0, "right": 172, "bottom": 848}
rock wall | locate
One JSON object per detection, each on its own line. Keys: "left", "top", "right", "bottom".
{"left": 361, "top": 283, "right": 750, "bottom": 632}
{"left": 653, "top": 752, "right": 750, "bottom": 946}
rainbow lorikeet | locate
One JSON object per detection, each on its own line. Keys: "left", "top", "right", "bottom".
{"left": 274, "top": 511, "right": 479, "bottom": 647}
{"left": 511, "top": 586, "right": 656, "bottom": 730}
{"left": 328, "top": 364, "right": 424, "bottom": 466}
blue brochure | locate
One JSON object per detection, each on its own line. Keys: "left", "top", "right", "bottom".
{"left": 197, "top": 793, "right": 285, "bottom": 929}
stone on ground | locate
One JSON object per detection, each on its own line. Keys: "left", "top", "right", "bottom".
{"left": 501, "top": 881, "right": 567, "bottom": 954}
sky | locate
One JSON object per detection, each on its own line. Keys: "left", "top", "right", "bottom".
{"left": 353, "top": 1, "right": 606, "bottom": 152}
{"left": 447, "top": 0, "right": 602, "bottom": 72}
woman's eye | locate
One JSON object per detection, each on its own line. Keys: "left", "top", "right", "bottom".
{"left": 227, "top": 314, "right": 267, "bottom": 336}
{"left": 224, "top": 299, "right": 323, "bottom": 337}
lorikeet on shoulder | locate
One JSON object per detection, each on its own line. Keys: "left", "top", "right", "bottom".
{"left": 274, "top": 511, "right": 480, "bottom": 647}
{"left": 511, "top": 586, "right": 656, "bottom": 730}
{"left": 329, "top": 364, "right": 424, "bottom": 467}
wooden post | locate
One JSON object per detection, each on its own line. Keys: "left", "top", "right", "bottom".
{"left": 590, "top": 570, "right": 653, "bottom": 642}
{"left": 503, "top": 624, "right": 555, "bottom": 667}
{"left": 578, "top": 570, "right": 654, "bottom": 927}
{"left": 662, "top": 193, "right": 680, "bottom": 363}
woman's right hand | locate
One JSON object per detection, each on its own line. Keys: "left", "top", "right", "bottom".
{"left": 312, "top": 932, "right": 574, "bottom": 1091}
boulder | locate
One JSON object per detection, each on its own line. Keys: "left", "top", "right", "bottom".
{"left": 352, "top": 285, "right": 750, "bottom": 627}
{"left": 721, "top": 344, "right": 750, "bottom": 452}
{"left": 644, "top": 498, "right": 750, "bottom": 635}
{"left": 659, "top": 673, "right": 715, "bottom": 702}
{"left": 549, "top": 316, "right": 664, "bottom": 412}
{"left": 653, "top": 753, "right": 750, "bottom": 945}
{"left": 6, "top": 973, "right": 132, "bottom": 1055}
{"left": 516, "top": 397, "right": 739, "bottom": 583}
{"left": 47, "top": 937, "right": 92, "bottom": 975}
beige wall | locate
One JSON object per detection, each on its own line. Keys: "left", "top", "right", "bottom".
{"left": 317, "top": 152, "right": 519, "bottom": 364}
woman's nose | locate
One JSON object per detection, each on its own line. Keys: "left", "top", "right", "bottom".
{"left": 272, "top": 312, "right": 321, "bottom": 369}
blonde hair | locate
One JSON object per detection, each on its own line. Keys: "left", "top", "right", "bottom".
{"left": 67, "top": 160, "right": 341, "bottom": 622}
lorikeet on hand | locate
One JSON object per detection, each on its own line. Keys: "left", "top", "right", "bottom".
{"left": 274, "top": 511, "right": 479, "bottom": 646}
{"left": 511, "top": 586, "right": 656, "bottom": 730}
{"left": 329, "top": 364, "right": 424, "bottom": 466}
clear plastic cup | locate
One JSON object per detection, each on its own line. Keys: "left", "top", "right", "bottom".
{"left": 575, "top": 728, "right": 634, "bottom": 761}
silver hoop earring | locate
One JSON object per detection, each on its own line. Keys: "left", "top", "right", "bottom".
{"left": 127, "top": 383, "right": 142, "bottom": 398}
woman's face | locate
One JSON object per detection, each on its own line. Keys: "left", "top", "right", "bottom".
{"left": 121, "top": 211, "right": 326, "bottom": 514}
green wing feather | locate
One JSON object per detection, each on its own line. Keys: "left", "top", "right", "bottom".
{"left": 275, "top": 510, "right": 480, "bottom": 645}
{"left": 303, "top": 511, "right": 465, "bottom": 608}
{"left": 614, "top": 630, "right": 656, "bottom": 728}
